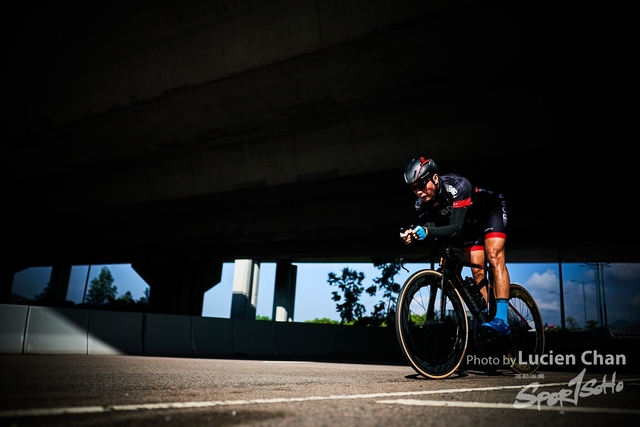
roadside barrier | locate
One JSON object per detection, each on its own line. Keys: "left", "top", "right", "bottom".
{"left": 0, "top": 304, "right": 401, "bottom": 359}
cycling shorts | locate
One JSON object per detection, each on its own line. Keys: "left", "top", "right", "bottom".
{"left": 461, "top": 192, "right": 508, "bottom": 253}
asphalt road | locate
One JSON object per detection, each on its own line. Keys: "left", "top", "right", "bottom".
{"left": 1, "top": 355, "right": 639, "bottom": 427}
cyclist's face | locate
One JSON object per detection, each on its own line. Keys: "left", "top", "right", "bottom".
{"left": 411, "top": 175, "right": 438, "bottom": 201}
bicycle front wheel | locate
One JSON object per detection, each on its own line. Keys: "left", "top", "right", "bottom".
{"left": 395, "top": 270, "right": 469, "bottom": 379}
{"left": 505, "top": 284, "right": 545, "bottom": 374}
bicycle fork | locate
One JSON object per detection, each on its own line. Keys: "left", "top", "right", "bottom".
{"left": 438, "top": 271, "right": 448, "bottom": 323}
{"left": 429, "top": 259, "right": 449, "bottom": 324}
{"left": 421, "top": 269, "right": 447, "bottom": 323}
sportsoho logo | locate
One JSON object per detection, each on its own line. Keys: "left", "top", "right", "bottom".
{"left": 513, "top": 368, "right": 624, "bottom": 410}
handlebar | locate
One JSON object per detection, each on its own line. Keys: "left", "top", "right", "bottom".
{"left": 398, "top": 254, "right": 433, "bottom": 272}
{"left": 399, "top": 228, "right": 484, "bottom": 272}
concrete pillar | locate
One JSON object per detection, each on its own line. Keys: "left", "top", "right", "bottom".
{"left": 230, "top": 259, "right": 260, "bottom": 319}
{"left": 132, "top": 255, "right": 222, "bottom": 316}
{"left": 0, "top": 265, "right": 16, "bottom": 304}
{"left": 48, "top": 264, "right": 72, "bottom": 303}
{"left": 272, "top": 262, "right": 297, "bottom": 322}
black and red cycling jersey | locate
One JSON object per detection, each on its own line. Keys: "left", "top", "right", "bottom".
{"left": 413, "top": 173, "right": 507, "bottom": 251}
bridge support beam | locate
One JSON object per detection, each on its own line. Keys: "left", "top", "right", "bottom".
{"left": 230, "top": 259, "right": 260, "bottom": 319}
{"left": 132, "top": 256, "right": 222, "bottom": 316}
{"left": 272, "top": 262, "right": 297, "bottom": 322}
{"left": 48, "top": 265, "right": 72, "bottom": 304}
{"left": 0, "top": 265, "right": 17, "bottom": 304}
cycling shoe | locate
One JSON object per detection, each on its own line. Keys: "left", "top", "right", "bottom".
{"left": 480, "top": 318, "right": 511, "bottom": 337}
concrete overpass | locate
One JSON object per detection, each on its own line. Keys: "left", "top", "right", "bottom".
{"left": 2, "top": 1, "right": 635, "bottom": 316}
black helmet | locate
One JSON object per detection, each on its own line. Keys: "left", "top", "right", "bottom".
{"left": 403, "top": 157, "right": 438, "bottom": 185}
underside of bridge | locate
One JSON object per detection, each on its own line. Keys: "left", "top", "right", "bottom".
{"left": 1, "top": 1, "right": 635, "bottom": 312}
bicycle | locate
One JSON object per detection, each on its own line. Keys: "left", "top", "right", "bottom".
{"left": 395, "top": 235, "right": 545, "bottom": 379}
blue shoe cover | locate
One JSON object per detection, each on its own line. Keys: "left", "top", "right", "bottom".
{"left": 480, "top": 318, "right": 511, "bottom": 336}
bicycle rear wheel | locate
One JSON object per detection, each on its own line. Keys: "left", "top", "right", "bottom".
{"left": 505, "top": 284, "right": 545, "bottom": 374}
{"left": 395, "top": 270, "right": 469, "bottom": 379}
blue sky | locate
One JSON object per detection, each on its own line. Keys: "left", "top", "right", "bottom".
{"left": 10, "top": 261, "right": 640, "bottom": 328}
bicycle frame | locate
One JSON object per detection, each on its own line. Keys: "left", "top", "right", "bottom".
{"left": 442, "top": 250, "right": 492, "bottom": 325}
{"left": 436, "top": 247, "right": 537, "bottom": 333}
{"left": 410, "top": 245, "right": 493, "bottom": 326}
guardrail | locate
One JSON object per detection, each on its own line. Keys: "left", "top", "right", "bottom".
{"left": 0, "top": 304, "right": 401, "bottom": 359}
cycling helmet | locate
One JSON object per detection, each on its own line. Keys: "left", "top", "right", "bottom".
{"left": 403, "top": 157, "right": 438, "bottom": 185}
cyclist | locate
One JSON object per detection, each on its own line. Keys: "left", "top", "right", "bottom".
{"left": 400, "top": 157, "right": 512, "bottom": 336}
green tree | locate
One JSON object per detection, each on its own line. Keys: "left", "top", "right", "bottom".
{"left": 368, "top": 256, "right": 402, "bottom": 325}
{"left": 85, "top": 267, "right": 117, "bottom": 305}
{"left": 117, "top": 291, "right": 134, "bottom": 304}
{"left": 565, "top": 316, "right": 580, "bottom": 330}
{"left": 327, "top": 258, "right": 403, "bottom": 326}
{"left": 328, "top": 267, "right": 366, "bottom": 324}
{"left": 137, "top": 287, "right": 150, "bottom": 305}
{"left": 304, "top": 317, "right": 341, "bottom": 325}
{"left": 586, "top": 319, "right": 598, "bottom": 329}
{"left": 34, "top": 282, "right": 57, "bottom": 303}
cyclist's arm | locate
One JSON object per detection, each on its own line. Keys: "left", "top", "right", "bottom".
{"left": 423, "top": 207, "right": 467, "bottom": 238}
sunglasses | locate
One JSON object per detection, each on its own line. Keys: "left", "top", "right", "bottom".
{"left": 410, "top": 178, "right": 430, "bottom": 191}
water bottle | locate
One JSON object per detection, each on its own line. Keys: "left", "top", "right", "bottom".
{"left": 463, "top": 276, "right": 487, "bottom": 313}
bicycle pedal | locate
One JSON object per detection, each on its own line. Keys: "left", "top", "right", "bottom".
{"left": 478, "top": 328, "right": 510, "bottom": 341}
{"left": 477, "top": 330, "right": 499, "bottom": 341}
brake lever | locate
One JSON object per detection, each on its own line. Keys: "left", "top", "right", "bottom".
{"left": 399, "top": 256, "right": 409, "bottom": 273}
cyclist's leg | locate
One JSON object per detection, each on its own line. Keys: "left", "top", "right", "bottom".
{"left": 476, "top": 235, "right": 513, "bottom": 336}
{"left": 466, "top": 246, "right": 489, "bottom": 301}
{"left": 461, "top": 224, "right": 489, "bottom": 300}
{"left": 484, "top": 235, "right": 510, "bottom": 300}
{"left": 481, "top": 192, "right": 510, "bottom": 300}
{"left": 478, "top": 194, "right": 511, "bottom": 334}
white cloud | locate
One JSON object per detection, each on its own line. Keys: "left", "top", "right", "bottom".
{"left": 525, "top": 269, "right": 558, "bottom": 292}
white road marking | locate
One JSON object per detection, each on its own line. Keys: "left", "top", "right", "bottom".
{"left": 376, "top": 399, "right": 640, "bottom": 414}
{"left": 262, "top": 361, "right": 311, "bottom": 364}
{"left": 2, "top": 379, "right": 639, "bottom": 418}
